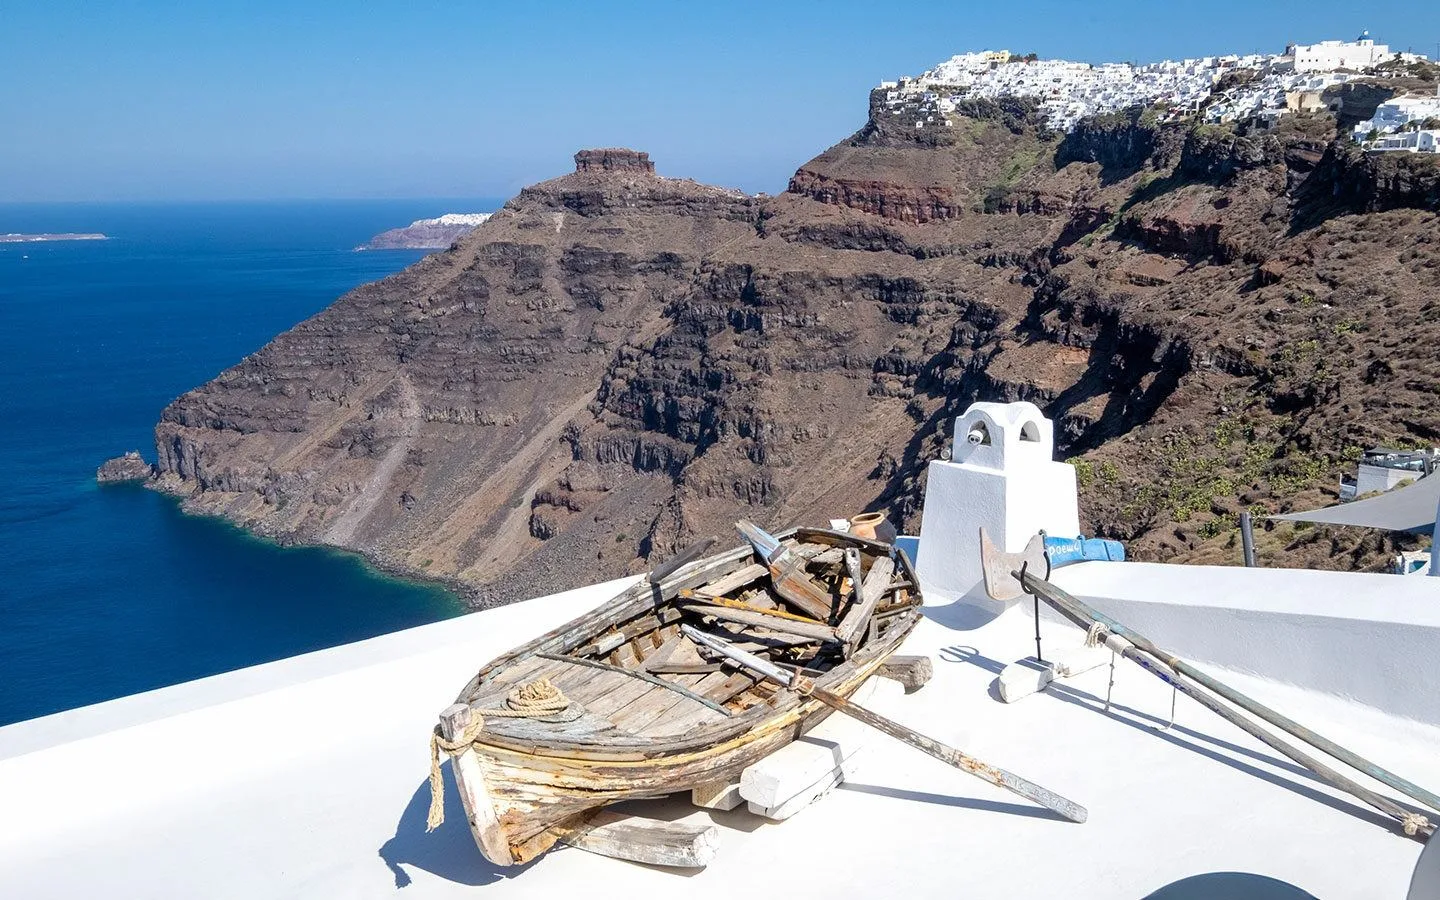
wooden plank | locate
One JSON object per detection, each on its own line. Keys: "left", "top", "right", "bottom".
{"left": 695, "top": 563, "right": 768, "bottom": 598}
{"left": 574, "top": 671, "right": 655, "bottom": 720}
{"left": 768, "top": 558, "right": 836, "bottom": 621}
{"left": 574, "top": 608, "right": 683, "bottom": 658}
{"left": 537, "top": 653, "right": 732, "bottom": 716}
{"left": 740, "top": 589, "right": 778, "bottom": 609}
{"left": 613, "top": 678, "right": 698, "bottom": 733}
{"left": 467, "top": 658, "right": 573, "bottom": 709}
{"left": 637, "top": 671, "right": 735, "bottom": 737}
{"left": 439, "top": 707, "right": 516, "bottom": 865}
{"left": 555, "top": 810, "right": 720, "bottom": 868}
{"left": 484, "top": 653, "right": 553, "bottom": 686}
{"left": 478, "top": 712, "right": 625, "bottom": 743}
{"left": 645, "top": 663, "right": 722, "bottom": 675}
{"left": 835, "top": 556, "right": 895, "bottom": 654}
{"left": 679, "top": 602, "right": 838, "bottom": 643}
{"left": 703, "top": 672, "right": 755, "bottom": 705}
{"left": 686, "top": 592, "right": 824, "bottom": 626}
{"left": 612, "top": 642, "right": 641, "bottom": 670}
{"left": 809, "top": 547, "right": 845, "bottom": 566}
{"left": 555, "top": 669, "right": 640, "bottom": 706}
{"left": 735, "top": 520, "right": 836, "bottom": 621}
{"left": 641, "top": 634, "right": 684, "bottom": 671}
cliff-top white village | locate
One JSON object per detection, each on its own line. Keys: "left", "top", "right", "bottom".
{"left": 882, "top": 33, "right": 1440, "bottom": 153}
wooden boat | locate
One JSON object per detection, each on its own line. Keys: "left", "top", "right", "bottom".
{"left": 432, "top": 523, "right": 923, "bottom": 866}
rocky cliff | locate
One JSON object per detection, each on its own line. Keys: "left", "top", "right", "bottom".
{"left": 154, "top": 107, "right": 1439, "bottom": 604}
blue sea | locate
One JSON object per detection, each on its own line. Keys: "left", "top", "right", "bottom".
{"left": 0, "top": 200, "right": 500, "bottom": 727}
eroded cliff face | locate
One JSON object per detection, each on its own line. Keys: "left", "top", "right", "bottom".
{"left": 156, "top": 108, "right": 1439, "bottom": 604}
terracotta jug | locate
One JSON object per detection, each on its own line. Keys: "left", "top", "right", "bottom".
{"left": 848, "top": 511, "right": 895, "bottom": 544}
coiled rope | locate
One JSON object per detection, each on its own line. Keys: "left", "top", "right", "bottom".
{"left": 426, "top": 678, "right": 573, "bottom": 832}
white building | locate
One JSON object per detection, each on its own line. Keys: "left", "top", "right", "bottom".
{"left": 1367, "top": 129, "right": 1440, "bottom": 153}
{"left": 880, "top": 39, "right": 1423, "bottom": 136}
{"left": 1289, "top": 34, "right": 1393, "bottom": 72}
{"left": 1339, "top": 447, "right": 1438, "bottom": 500}
{"left": 1352, "top": 87, "right": 1440, "bottom": 142}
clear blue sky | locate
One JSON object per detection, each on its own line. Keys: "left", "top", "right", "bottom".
{"left": 3, "top": 0, "right": 1437, "bottom": 201}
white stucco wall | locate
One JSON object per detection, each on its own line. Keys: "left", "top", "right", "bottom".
{"left": 916, "top": 402, "right": 1079, "bottom": 597}
{"left": 1053, "top": 561, "right": 1440, "bottom": 726}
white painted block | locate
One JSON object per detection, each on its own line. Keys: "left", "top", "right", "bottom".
{"left": 739, "top": 677, "right": 902, "bottom": 820}
{"left": 998, "top": 659, "right": 1053, "bottom": 703}
{"left": 999, "top": 645, "right": 1113, "bottom": 702}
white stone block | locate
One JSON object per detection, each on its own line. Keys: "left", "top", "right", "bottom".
{"left": 998, "top": 645, "right": 1113, "bottom": 703}
{"left": 739, "top": 677, "right": 901, "bottom": 820}
{"left": 998, "top": 659, "right": 1053, "bottom": 703}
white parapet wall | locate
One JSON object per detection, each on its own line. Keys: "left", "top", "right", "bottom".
{"left": 916, "top": 401, "right": 1079, "bottom": 597}
{"left": 1053, "top": 561, "right": 1440, "bottom": 727}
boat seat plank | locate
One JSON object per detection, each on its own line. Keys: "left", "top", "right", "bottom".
{"left": 637, "top": 672, "right": 736, "bottom": 737}
{"left": 612, "top": 673, "right": 711, "bottom": 733}
{"left": 574, "top": 673, "right": 656, "bottom": 720}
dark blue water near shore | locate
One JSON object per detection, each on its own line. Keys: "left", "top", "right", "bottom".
{"left": 0, "top": 200, "right": 499, "bottom": 727}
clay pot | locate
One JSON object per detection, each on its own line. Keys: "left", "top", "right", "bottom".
{"left": 848, "top": 511, "right": 896, "bottom": 544}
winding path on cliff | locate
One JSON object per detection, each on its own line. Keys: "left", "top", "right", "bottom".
{"left": 324, "top": 374, "right": 421, "bottom": 547}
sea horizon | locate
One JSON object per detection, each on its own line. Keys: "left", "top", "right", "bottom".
{"left": 0, "top": 198, "right": 502, "bottom": 726}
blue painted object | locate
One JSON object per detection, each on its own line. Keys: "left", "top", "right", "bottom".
{"left": 1044, "top": 534, "right": 1126, "bottom": 567}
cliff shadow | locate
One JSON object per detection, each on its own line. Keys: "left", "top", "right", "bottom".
{"left": 379, "top": 770, "right": 535, "bottom": 888}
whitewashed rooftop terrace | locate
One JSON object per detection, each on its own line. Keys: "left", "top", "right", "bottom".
{"left": 1, "top": 560, "right": 1436, "bottom": 898}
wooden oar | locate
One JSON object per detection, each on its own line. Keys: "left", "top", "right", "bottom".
{"left": 1015, "top": 569, "right": 1437, "bottom": 839}
{"left": 680, "top": 624, "right": 1088, "bottom": 824}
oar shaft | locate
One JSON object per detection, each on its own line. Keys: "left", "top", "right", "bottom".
{"left": 680, "top": 624, "right": 1088, "bottom": 824}
{"left": 1019, "top": 571, "right": 1434, "bottom": 838}
{"left": 1021, "top": 571, "right": 1440, "bottom": 816}
{"left": 808, "top": 685, "right": 1088, "bottom": 823}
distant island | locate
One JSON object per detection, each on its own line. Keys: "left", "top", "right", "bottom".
{"left": 355, "top": 213, "right": 493, "bottom": 250}
{"left": 0, "top": 232, "right": 108, "bottom": 243}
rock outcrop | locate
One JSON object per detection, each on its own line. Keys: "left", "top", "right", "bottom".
{"left": 154, "top": 108, "right": 1440, "bottom": 604}
{"left": 97, "top": 451, "right": 153, "bottom": 484}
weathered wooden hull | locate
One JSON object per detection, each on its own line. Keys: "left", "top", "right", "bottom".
{"left": 457, "top": 657, "right": 887, "bottom": 865}
{"left": 443, "top": 527, "right": 923, "bottom": 866}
